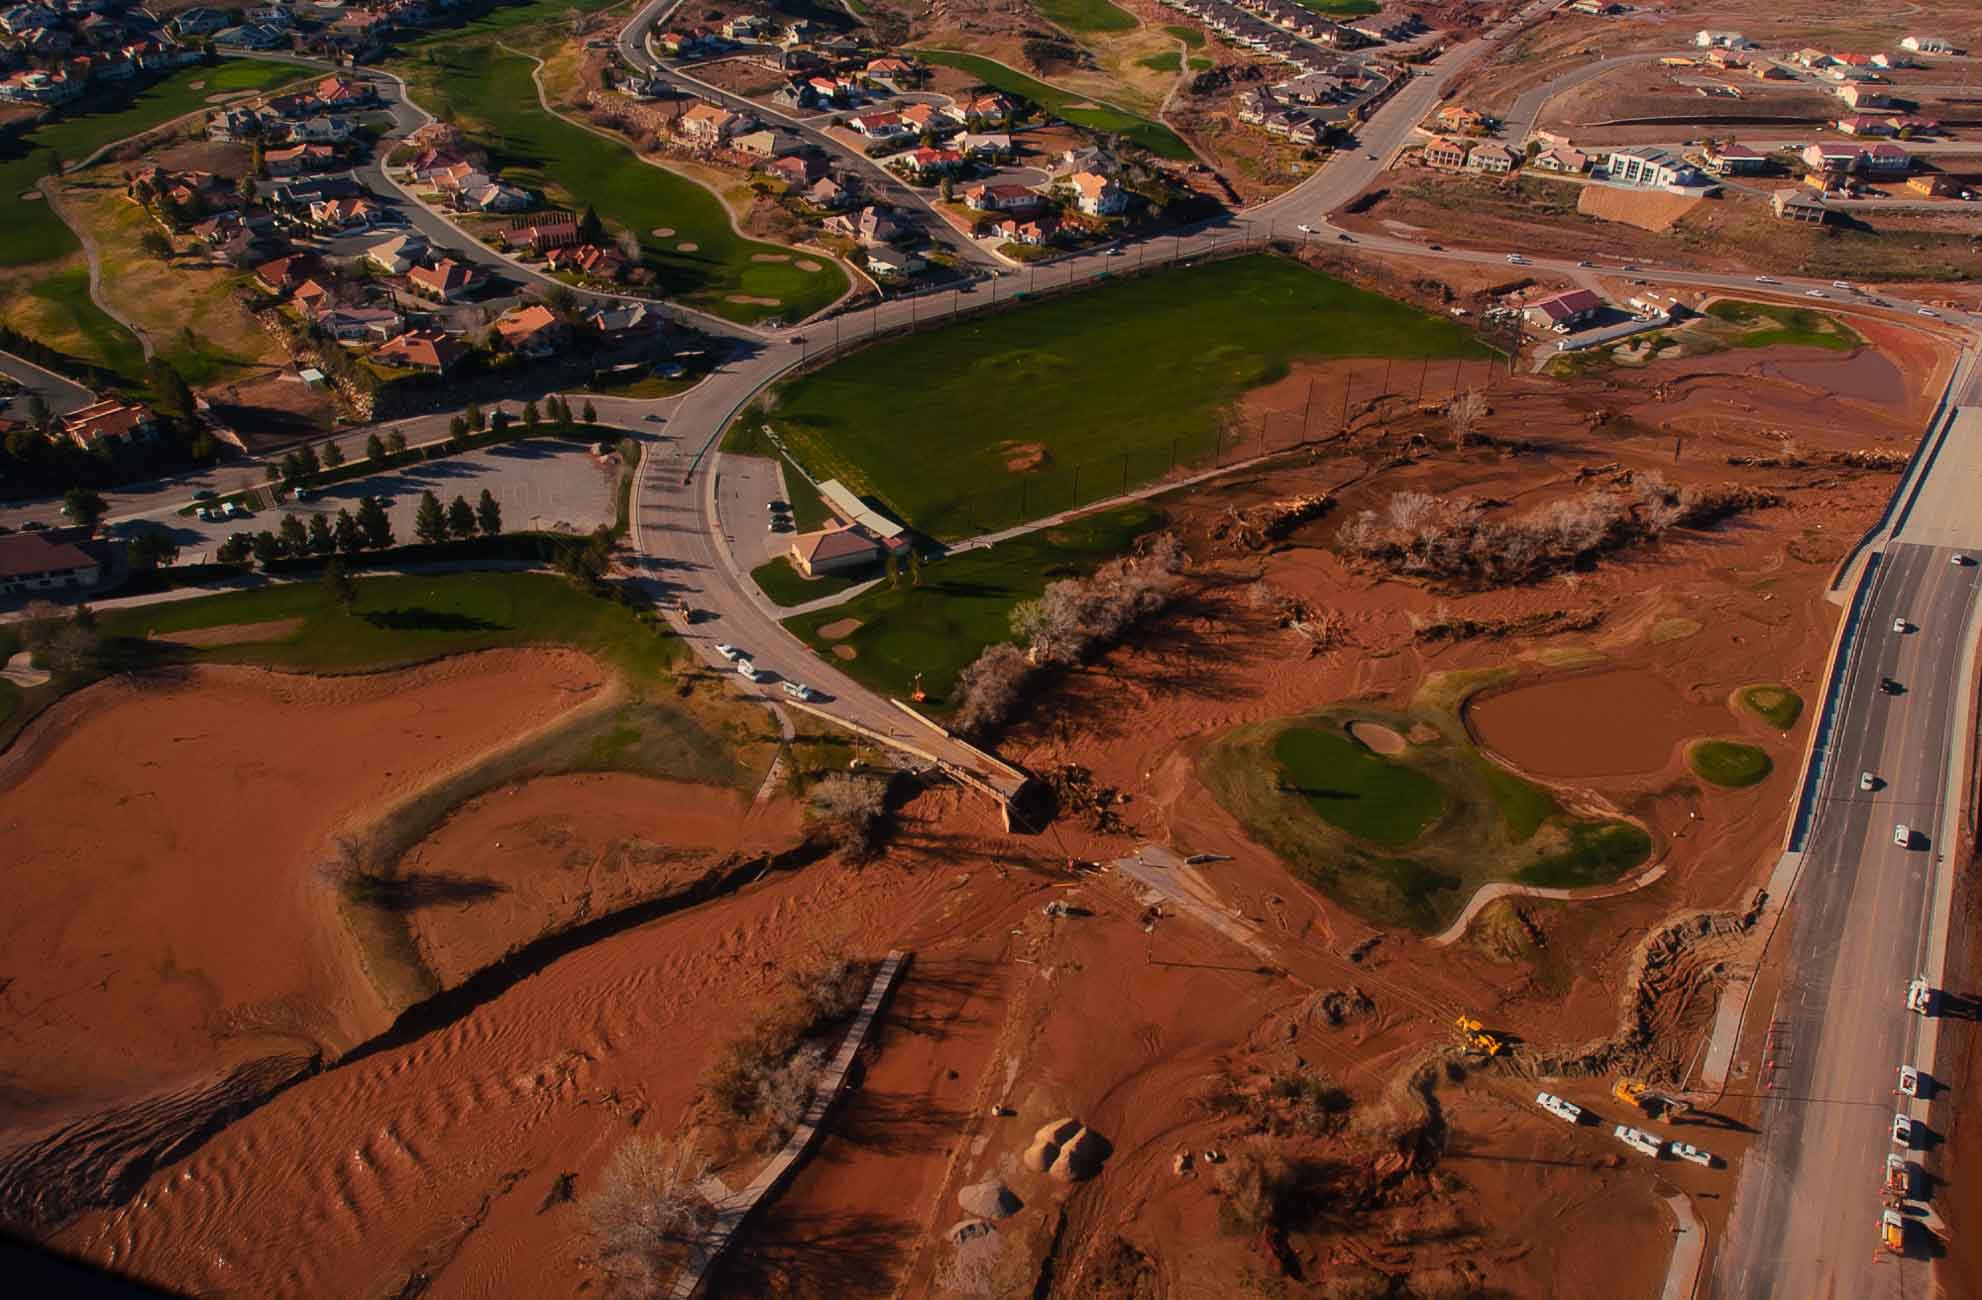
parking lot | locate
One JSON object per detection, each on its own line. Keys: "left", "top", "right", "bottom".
{"left": 153, "top": 437, "right": 619, "bottom": 561}
{"left": 715, "top": 454, "right": 795, "bottom": 572}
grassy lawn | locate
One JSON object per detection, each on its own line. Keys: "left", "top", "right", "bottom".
{"left": 783, "top": 503, "right": 1161, "bottom": 706}
{"left": 1739, "top": 684, "right": 1804, "bottom": 729}
{"left": 1703, "top": 300, "right": 1861, "bottom": 351}
{"left": 403, "top": 46, "right": 847, "bottom": 323}
{"left": 1689, "top": 739, "right": 1773, "bottom": 788}
{"left": 751, "top": 555, "right": 875, "bottom": 607}
{"left": 910, "top": 49, "right": 1192, "bottom": 160}
{"left": 1139, "top": 51, "right": 1182, "bottom": 73}
{"left": 1200, "top": 678, "right": 1650, "bottom": 932}
{"left": 1165, "top": 24, "right": 1206, "bottom": 47}
{"left": 1290, "top": 0, "right": 1379, "bottom": 13}
{"left": 1272, "top": 725, "right": 1447, "bottom": 847}
{"left": 771, "top": 255, "right": 1490, "bottom": 540}
{"left": 1034, "top": 0, "right": 1137, "bottom": 33}
{"left": 98, "top": 571, "right": 681, "bottom": 684}
{"left": 30, "top": 267, "right": 147, "bottom": 381}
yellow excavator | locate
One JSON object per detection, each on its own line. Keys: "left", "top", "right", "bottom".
{"left": 1613, "top": 1078, "right": 1693, "bottom": 1122}
{"left": 1455, "top": 1015, "right": 1505, "bottom": 1058}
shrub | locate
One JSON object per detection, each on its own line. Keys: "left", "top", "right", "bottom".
{"left": 584, "top": 1135, "right": 713, "bottom": 1295}
{"left": 809, "top": 772, "right": 889, "bottom": 860}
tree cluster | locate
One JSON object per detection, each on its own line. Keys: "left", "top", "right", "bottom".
{"left": 699, "top": 950, "right": 867, "bottom": 1149}
{"left": 583, "top": 1135, "right": 715, "bottom": 1297}
{"left": 808, "top": 773, "right": 890, "bottom": 861}
{"left": 952, "top": 533, "right": 1188, "bottom": 739}
{"left": 414, "top": 488, "right": 499, "bottom": 544}
{"left": 1336, "top": 477, "right": 1782, "bottom": 589}
{"left": 16, "top": 601, "right": 99, "bottom": 678}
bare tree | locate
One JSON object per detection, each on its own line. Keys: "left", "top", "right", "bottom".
{"left": 953, "top": 641, "right": 1032, "bottom": 739}
{"left": 811, "top": 773, "right": 889, "bottom": 859}
{"left": 585, "top": 1135, "right": 714, "bottom": 1295}
{"left": 1448, "top": 388, "right": 1487, "bottom": 450}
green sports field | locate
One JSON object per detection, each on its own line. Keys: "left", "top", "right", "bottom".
{"left": 770, "top": 255, "right": 1492, "bottom": 540}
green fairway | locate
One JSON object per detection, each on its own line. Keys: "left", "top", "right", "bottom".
{"left": 771, "top": 255, "right": 1491, "bottom": 539}
{"left": 1290, "top": 0, "right": 1379, "bottom": 13}
{"left": 1139, "top": 51, "right": 1182, "bottom": 73}
{"left": 1165, "top": 24, "right": 1206, "bottom": 47}
{"left": 1689, "top": 739, "right": 1773, "bottom": 788}
{"left": 405, "top": 46, "right": 848, "bottom": 323}
{"left": 1738, "top": 684, "right": 1803, "bottom": 729}
{"left": 30, "top": 267, "right": 146, "bottom": 380}
{"left": 99, "top": 571, "right": 680, "bottom": 683}
{"left": 1035, "top": 0, "right": 1137, "bottom": 32}
{"left": 1704, "top": 300, "right": 1861, "bottom": 351}
{"left": 752, "top": 556, "right": 873, "bottom": 607}
{"left": 1200, "top": 678, "right": 1651, "bottom": 932}
{"left": 783, "top": 503, "right": 1160, "bottom": 705}
{"left": 1273, "top": 726, "right": 1446, "bottom": 847}
{"left": 909, "top": 49, "right": 1192, "bottom": 159}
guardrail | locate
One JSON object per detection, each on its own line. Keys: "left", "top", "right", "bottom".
{"left": 1788, "top": 550, "right": 1884, "bottom": 852}
{"left": 1831, "top": 353, "right": 1969, "bottom": 591}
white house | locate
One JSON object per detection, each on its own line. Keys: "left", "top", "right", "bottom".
{"left": 1900, "top": 35, "right": 1955, "bottom": 54}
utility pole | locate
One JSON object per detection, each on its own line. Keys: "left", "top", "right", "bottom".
{"left": 1340, "top": 375, "right": 1352, "bottom": 431}
{"left": 1418, "top": 356, "right": 1429, "bottom": 401}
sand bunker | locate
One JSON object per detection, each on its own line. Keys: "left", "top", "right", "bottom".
{"left": 750, "top": 252, "right": 792, "bottom": 263}
{"left": 817, "top": 618, "right": 861, "bottom": 640}
{"left": 151, "top": 618, "right": 303, "bottom": 649}
{"left": 795, "top": 258, "right": 823, "bottom": 272}
{"left": 0, "top": 650, "right": 604, "bottom": 1135}
{"left": 1348, "top": 720, "right": 1406, "bottom": 755}
{"left": 725, "top": 294, "right": 780, "bottom": 306}
{"left": 2, "top": 650, "right": 49, "bottom": 688}
{"left": 20, "top": 190, "right": 41, "bottom": 201}
{"left": 832, "top": 644, "right": 857, "bottom": 660}
{"left": 403, "top": 771, "right": 748, "bottom": 988}
{"left": 677, "top": 241, "right": 699, "bottom": 252}
{"left": 1468, "top": 668, "right": 1729, "bottom": 779}
{"left": 999, "top": 440, "right": 1050, "bottom": 473}
{"left": 652, "top": 227, "right": 675, "bottom": 237}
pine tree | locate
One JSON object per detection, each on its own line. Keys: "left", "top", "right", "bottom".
{"left": 523, "top": 400, "right": 540, "bottom": 430}
{"left": 321, "top": 440, "right": 345, "bottom": 469}
{"left": 476, "top": 488, "right": 502, "bottom": 536}
{"left": 582, "top": 399, "right": 596, "bottom": 426}
{"left": 356, "top": 495, "right": 394, "bottom": 549}
{"left": 414, "top": 490, "right": 447, "bottom": 544}
{"left": 365, "top": 432, "right": 386, "bottom": 462}
{"left": 332, "top": 508, "right": 362, "bottom": 554}
{"left": 307, "top": 511, "right": 335, "bottom": 555}
{"left": 251, "top": 530, "right": 282, "bottom": 568}
{"left": 322, "top": 557, "right": 358, "bottom": 611}
{"left": 278, "top": 512, "right": 308, "bottom": 555}
{"left": 447, "top": 495, "right": 477, "bottom": 539}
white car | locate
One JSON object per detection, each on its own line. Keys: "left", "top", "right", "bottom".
{"left": 1754, "top": 275, "right": 1777, "bottom": 284}
{"left": 1892, "top": 1113, "right": 1913, "bottom": 1148}
{"left": 1670, "top": 1142, "right": 1714, "bottom": 1168}
{"left": 1918, "top": 308, "right": 1938, "bottom": 318}
{"left": 1894, "top": 616, "right": 1908, "bottom": 632}
{"left": 1535, "top": 1091, "right": 1583, "bottom": 1124}
{"left": 1832, "top": 280, "right": 1852, "bottom": 290}
{"left": 781, "top": 680, "right": 816, "bottom": 702}
{"left": 1297, "top": 224, "right": 1317, "bottom": 234}
{"left": 735, "top": 658, "right": 764, "bottom": 682}
{"left": 1805, "top": 289, "right": 1826, "bottom": 298}
{"left": 1899, "top": 1065, "right": 1921, "bottom": 1098}
{"left": 1954, "top": 553, "right": 1971, "bottom": 566}
{"left": 714, "top": 642, "right": 742, "bottom": 662}
{"left": 1894, "top": 823, "right": 1911, "bottom": 847}
{"left": 1106, "top": 246, "right": 1123, "bottom": 256}
{"left": 1860, "top": 771, "right": 1876, "bottom": 791}
{"left": 1507, "top": 254, "right": 1529, "bottom": 264}
{"left": 1614, "top": 1125, "right": 1662, "bottom": 1158}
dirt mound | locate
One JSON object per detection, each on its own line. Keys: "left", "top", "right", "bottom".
{"left": 958, "top": 1179, "right": 1021, "bottom": 1218}
{"left": 1348, "top": 720, "right": 1406, "bottom": 755}
{"left": 1023, "top": 1117, "right": 1082, "bottom": 1172}
{"left": 1575, "top": 185, "right": 1702, "bottom": 233}
{"left": 999, "top": 440, "right": 1051, "bottom": 473}
{"left": 150, "top": 618, "right": 302, "bottom": 648}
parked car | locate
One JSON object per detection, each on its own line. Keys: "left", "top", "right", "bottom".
{"left": 1297, "top": 223, "right": 1317, "bottom": 234}
{"left": 782, "top": 680, "right": 816, "bottom": 702}
{"left": 735, "top": 658, "right": 764, "bottom": 682}
{"left": 714, "top": 642, "right": 742, "bottom": 661}
{"left": 1670, "top": 1142, "right": 1714, "bottom": 1168}
{"left": 1954, "top": 553, "right": 1971, "bottom": 566}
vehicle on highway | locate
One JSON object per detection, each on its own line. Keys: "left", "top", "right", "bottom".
{"left": 1576, "top": 260, "right": 1593, "bottom": 268}
{"left": 1106, "top": 246, "right": 1123, "bottom": 256}
{"left": 1909, "top": 977, "right": 1933, "bottom": 1015}
{"left": 714, "top": 642, "right": 742, "bottom": 662}
{"left": 1506, "top": 254, "right": 1529, "bottom": 265}
{"left": 1880, "top": 676, "right": 1903, "bottom": 694}
{"left": 1297, "top": 224, "right": 1317, "bottom": 234}
{"left": 1427, "top": 243, "right": 1442, "bottom": 251}
{"left": 1832, "top": 280, "right": 1852, "bottom": 290}
{"left": 1621, "top": 263, "right": 1640, "bottom": 271}
{"left": 782, "top": 680, "right": 816, "bottom": 702}
{"left": 1894, "top": 823, "right": 1911, "bottom": 847}
{"left": 1535, "top": 1092, "right": 1583, "bottom": 1123}
{"left": 1861, "top": 771, "right": 1877, "bottom": 791}
{"left": 735, "top": 658, "right": 764, "bottom": 682}
{"left": 790, "top": 335, "right": 805, "bottom": 345}
{"left": 1366, "top": 152, "right": 1378, "bottom": 160}
{"left": 1337, "top": 233, "right": 1353, "bottom": 242}
{"left": 1899, "top": 1064, "right": 1921, "bottom": 1097}
{"left": 1806, "top": 289, "right": 1826, "bottom": 298}
{"left": 1754, "top": 275, "right": 1778, "bottom": 284}
{"left": 1892, "top": 1113, "right": 1913, "bottom": 1148}
{"left": 1894, "top": 616, "right": 1909, "bottom": 632}
{"left": 1613, "top": 1125, "right": 1662, "bottom": 1158}
{"left": 21, "top": 519, "right": 46, "bottom": 531}
{"left": 1919, "top": 308, "right": 1938, "bottom": 318}
{"left": 1956, "top": 553, "right": 1972, "bottom": 566}
{"left": 1670, "top": 1142, "right": 1715, "bottom": 1168}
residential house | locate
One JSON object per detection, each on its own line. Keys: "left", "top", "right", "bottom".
{"left": 1754, "top": 62, "right": 1795, "bottom": 81}
{"left": 291, "top": 278, "right": 337, "bottom": 317}
{"left": 208, "top": 106, "right": 262, "bottom": 141}
{"left": 254, "top": 253, "right": 321, "bottom": 295}
{"left": 1860, "top": 142, "right": 1913, "bottom": 174}
{"left": 766, "top": 153, "right": 825, "bottom": 186}
{"left": 733, "top": 128, "right": 788, "bottom": 159}
{"left": 0, "top": 68, "right": 81, "bottom": 103}
{"left": 848, "top": 111, "right": 915, "bottom": 143}
{"left": 365, "top": 232, "right": 429, "bottom": 275}
{"left": 720, "top": 14, "right": 766, "bottom": 41}
{"left": 804, "top": 175, "right": 852, "bottom": 210}
{"left": 1900, "top": 36, "right": 1955, "bottom": 54}
{"left": 897, "top": 103, "right": 947, "bottom": 136}
{"left": 1531, "top": 145, "right": 1590, "bottom": 174}
{"left": 404, "top": 147, "right": 469, "bottom": 183}
{"left": 1067, "top": 170, "right": 1127, "bottom": 216}
{"left": 1838, "top": 115, "right": 1894, "bottom": 137}
{"left": 61, "top": 399, "right": 156, "bottom": 450}
{"left": 308, "top": 195, "right": 379, "bottom": 230}
{"left": 1830, "top": 52, "right": 1875, "bottom": 68}
{"left": 462, "top": 182, "right": 531, "bottom": 213}
{"left": 678, "top": 101, "right": 744, "bottom": 145}
{"left": 864, "top": 56, "right": 918, "bottom": 89}
{"left": 1836, "top": 85, "right": 1894, "bottom": 110}
{"left": 1466, "top": 143, "right": 1516, "bottom": 175}
{"left": 1706, "top": 49, "right": 1748, "bottom": 70}
{"left": 992, "top": 215, "right": 1055, "bottom": 246}
{"left": 1421, "top": 135, "right": 1468, "bottom": 169}
{"left": 168, "top": 6, "right": 229, "bottom": 37}
{"left": 317, "top": 306, "right": 404, "bottom": 344}
{"left": 856, "top": 205, "right": 903, "bottom": 245}
{"left": 962, "top": 182, "right": 1045, "bottom": 214}
{"left": 373, "top": 328, "right": 467, "bottom": 373}
{"left": 1526, "top": 288, "right": 1604, "bottom": 332}
{"left": 492, "top": 304, "right": 567, "bottom": 358}
{"left": 865, "top": 247, "right": 925, "bottom": 279}
{"left": 263, "top": 144, "right": 335, "bottom": 177}
{"left": 582, "top": 302, "right": 659, "bottom": 336}
{"left": 0, "top": 531, "right": 100, "bottom": 596}
{"left": 1801, "top": 141, "right": 1860, "bottom": 174}
{"left": 1907, "top": 172, "right": 1959, "bottom": 197}
{"left": 1434, "top": 104, "right": 1487, "bottom": 134}
{"left": 805, "top": 75, "right": 847, "bottom": 106}
{"left": 1234, "top": 88, "right": 1276, "bottom": 126}
{"left": 502, "top": 216, "right": 581, "bottom": 255}
{"left": 1772, "top": 188, "right": 1827, "bottom": 222}
{"left": 789, "top": 524, "right": 883, "bottom": 577}
{"left": 1895, "top": 116, "right": 1941, "bottom": 136}
{"left": 900, "top": 146, "right": 964, "bottom": 179}
{"left": 1601, "top": 146, "right": 1705, "bottom": 189}
{"left": 406, "top": 259, "right": 478, "bottom": 302}
{"left": 296, "top": 115, "right": 352, "bottom": 144}
{"left": 1693, "top": 31, "right": 1753, "bottom": 49}
{"left": 1791, "top": 48, "right": 1832, "bottom": 68}
{"left": 944, "top": 93, "right": 1014, "bottom": 129}
{"left": 1704, "top": 142, "right": 1768, "bottom": 174}
{"left": 214, "top": 24, "right": 287, "bottom": 50}
{"left": 959, "top": 131, "right": 1011, "bottom": 160}
{"left": 544, "top": 243, "right": 627, "bottom": 281}
{"left": 1871, "top": 53, "right": 1915, "bottom": 70}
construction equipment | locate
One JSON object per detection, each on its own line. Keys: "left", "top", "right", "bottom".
{"left": 1613, "top": 1078, "right": 1693, "bottom": 1122}
{"left": 1886, "top": 1153, "right": 1911, "bottom": 1197}
{"left": 910, "top": 672, "right": 926, "bottom": 703}
{"left": 1882, "top": 1209, "right": 1906, "bottom": 1254}
{"left": 1908, "top": 977, "right": 1933, "bottom": 1015}
{"left": 1455, "top": 1015, "right": 1505, "bottom": 1057}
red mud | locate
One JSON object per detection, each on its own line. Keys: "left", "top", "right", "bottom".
{"left": 1468, "top": 668, "right": 1735, "bottom": 778}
